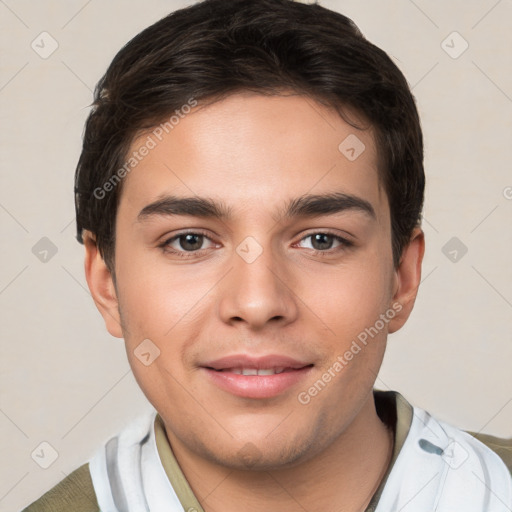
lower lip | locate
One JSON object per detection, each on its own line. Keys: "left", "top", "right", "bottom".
{"left": 202, "top": 367, "right": 313, "bottom": 399}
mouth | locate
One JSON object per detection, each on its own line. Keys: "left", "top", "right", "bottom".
{"left": 200, "top": 355, "right": 314, "bottom": 399}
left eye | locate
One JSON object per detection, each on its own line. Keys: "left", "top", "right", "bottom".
{"left": 297, "top": 233, "right": 350, "bottom": 251}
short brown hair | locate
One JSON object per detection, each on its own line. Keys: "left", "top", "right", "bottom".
{"left": 75, "top": 0, "right": 424, "bottom": 271}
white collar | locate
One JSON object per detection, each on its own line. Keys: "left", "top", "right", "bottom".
{"left": 89, "top": 406, "right": 512, "bottom": 511}
{"left": 89, "top": 412, "right": 184, "bottom": 512}
{"left": 375, "top": 406, "right": 512, "bottom": 511}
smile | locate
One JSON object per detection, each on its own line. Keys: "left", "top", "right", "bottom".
{"left": 201, "top": 355, "right": 314, "bottom": 399}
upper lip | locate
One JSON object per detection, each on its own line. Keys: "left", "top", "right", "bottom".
{"left": 202, "top": 354, "right": 313, "bottom": 371}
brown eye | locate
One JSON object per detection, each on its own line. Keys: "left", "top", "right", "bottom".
{"left": 160, "top": 231, "right": 216, "bottom": 258}
{"left": 176, "top": 233, "right": 204, "bottom": 251}
{"left": 310, "top": 233, "right": 335, "bottom": 251}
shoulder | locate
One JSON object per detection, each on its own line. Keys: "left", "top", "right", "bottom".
{"left": 21, "top": 463, "right": 99, "bottom": 512}
{"left": 466, "top": 430, "right": 512, "bottom": 475}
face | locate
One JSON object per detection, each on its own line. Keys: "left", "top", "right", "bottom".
{"left": 86, "top": 92, "right": 423, "bottom": 470}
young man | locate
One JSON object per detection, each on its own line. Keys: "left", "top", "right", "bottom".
{"left": 24, "top": 0, "right": 511, "bottom": 510}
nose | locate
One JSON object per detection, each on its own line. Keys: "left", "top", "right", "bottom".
{"left": 217, "top": 240, "right": 299, "bottom": 331}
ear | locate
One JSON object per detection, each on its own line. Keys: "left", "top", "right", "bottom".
{"left": 387, "top": 227, "right": 425, "bottom": 334}
{"left": 83, "top": 231, "right": 123, "bottom": 338}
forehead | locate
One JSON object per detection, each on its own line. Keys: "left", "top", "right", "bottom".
{"left": 119, "top": 92, "right": 387, "bottom": 223}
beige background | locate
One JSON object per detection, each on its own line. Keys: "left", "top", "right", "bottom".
{"left": 1, "top": 0, "right": 511, "bottom": 509}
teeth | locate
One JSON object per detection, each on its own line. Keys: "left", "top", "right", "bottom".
{"left": 257, "top": 369, "right": 275, "bottom": 376}
{"left": 225, "top": 367, "right": 288, "bottom": 376}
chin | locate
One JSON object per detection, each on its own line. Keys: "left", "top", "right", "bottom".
{"left": 194, "top": 423, "right": 327, "bottom": 472}
{"left": 211, "top": 442, "right": 312, "bottom": 472}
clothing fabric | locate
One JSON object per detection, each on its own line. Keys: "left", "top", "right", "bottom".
{"left": 375, "top": 407, "right": 512, "bottom": 510}
{"left": 22, "top": 390, "right": 512, "bottom": 511}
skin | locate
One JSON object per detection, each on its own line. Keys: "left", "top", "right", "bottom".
{"left": 84, "top": 91, "right": 424, "bottom": 511}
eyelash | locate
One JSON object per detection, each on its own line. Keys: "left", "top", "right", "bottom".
{"left": 159, "top": 230, "right": 354, "bottom": 259}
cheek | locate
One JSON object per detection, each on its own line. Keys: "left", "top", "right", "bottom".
{"left": 298, "top": 267, "right": 391, "bottom": 413}
{"left": 114, "top": 257, "right": 214, "bottom": 395}
{"left": 115, "top": 247, "right": 209, "bottom": 339}
{"left": 305, "top": 257, "right": 392, "bottom": 338}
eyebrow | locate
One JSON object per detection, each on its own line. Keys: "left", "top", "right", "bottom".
{"left": 137, "top": 192, "right": 376, "bottom": 223}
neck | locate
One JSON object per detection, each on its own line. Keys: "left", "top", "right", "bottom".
{"left": 165, "top": 392, "right": 394, "bottom": 512}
